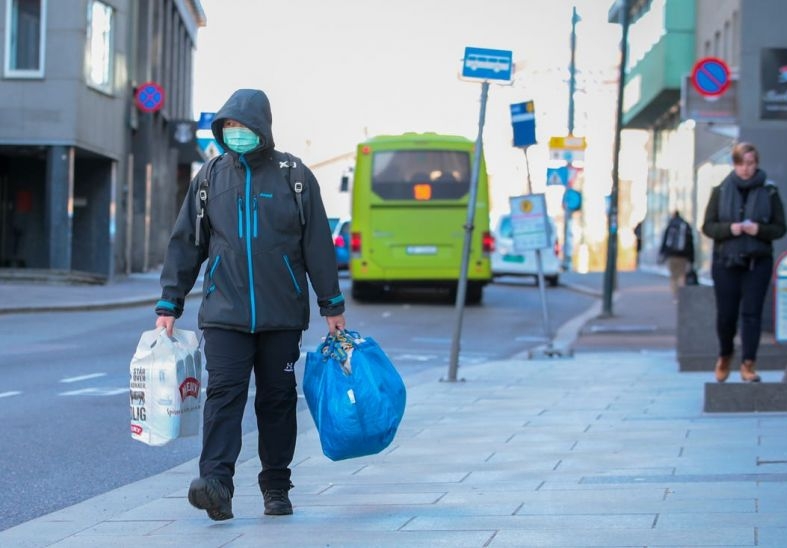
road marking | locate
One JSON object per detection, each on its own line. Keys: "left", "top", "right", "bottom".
{"left": 0, "top": 391, "right": 22, "bottom": 399}
{"left": 411, "top": 337, "right": 451, "bottom": 344}
{"left": 60, "top": 387, "right": 128, "bottom": 396}
{"left": 392, "top": 354, "right": 435, "bottom": 362}
{"left": 60, "top": 373, "right": 107, "bottom": 383}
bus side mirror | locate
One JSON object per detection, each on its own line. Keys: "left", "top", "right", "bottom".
{"left": 340, "top": 175, "right": 350, "bottom": 192}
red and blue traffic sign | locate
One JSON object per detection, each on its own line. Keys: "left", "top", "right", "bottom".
{"left": 691, "top": 57, "right": 731, "bottom": 97}
{"left": 135, "top": 81, "right": 165, "bottom": 113}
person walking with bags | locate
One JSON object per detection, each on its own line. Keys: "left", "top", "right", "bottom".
{"left": 154, "top": 88, "right": 346, "bottom": 521}
{"left": 702, "top": 142, "right": 785, "bottom": 383}
{"left": 659, "top": 211, "right": 695, "bottom": 301}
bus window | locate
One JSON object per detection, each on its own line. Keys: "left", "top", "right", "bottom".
{"left": 371, "top": 150, "right": 470, "bottom": 200}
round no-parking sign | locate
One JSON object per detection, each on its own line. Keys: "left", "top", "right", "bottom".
{"left": 691, "top": 57, "right": 731, "bottom": 98}
{"left": 135, "top": 81, "right": 165, "bottom": 113}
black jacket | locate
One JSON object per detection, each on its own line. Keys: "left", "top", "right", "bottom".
{"left": 156, "top": 89, "right": 344, "bottom": 333}
{"left": 702, "top": 170, "right": 786, "bottom": 266}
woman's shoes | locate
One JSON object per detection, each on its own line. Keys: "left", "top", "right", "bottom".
{"left": 716, "top": 357, "right": 762, "bottom": 382}
{"left": 740, "top": 360, "right": 761, "bottom": 382}
{"left": 714, "top": 356, "right": 731, "bottom": 382}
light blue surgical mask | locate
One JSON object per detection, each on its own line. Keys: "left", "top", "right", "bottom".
{"left": 223, "top": 127, "right": 260, "bottom": 154}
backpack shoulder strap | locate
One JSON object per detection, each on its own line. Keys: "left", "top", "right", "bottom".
{"left": 279, "top": 151, "right": 306, "bottom": 226}
{"left": 194, "top": 154, "right": 222, "bottom": 247}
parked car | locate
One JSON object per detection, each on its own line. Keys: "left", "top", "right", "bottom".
{"left": 491, "top": 213, "right": 560, "bottom": 286}
{"left": 329, "top": 217, "right": 351, "bottom": 270}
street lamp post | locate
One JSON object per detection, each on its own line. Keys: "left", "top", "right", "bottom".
{"left": 602, "top": 0, "right": 630, "bottom": 317}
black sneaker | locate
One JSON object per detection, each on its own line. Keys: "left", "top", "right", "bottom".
{"left": 188, "top": 477, "right": 233, "bottom": 521}
{"left": 262, "top": 488, "right": 293, "bottom": 515}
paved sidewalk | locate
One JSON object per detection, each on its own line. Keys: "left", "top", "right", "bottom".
{"left": 2, "top": 269, "right": 787, "bottom": 546}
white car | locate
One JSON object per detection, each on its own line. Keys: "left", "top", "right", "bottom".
{"left": 491, "top": 214, "right": 561, "bottom": 286}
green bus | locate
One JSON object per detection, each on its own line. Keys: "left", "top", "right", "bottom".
{"left": 349, "top": 132, "right": 493, "bottom": 303}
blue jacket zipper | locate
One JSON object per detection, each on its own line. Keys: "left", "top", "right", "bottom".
{"left": 283, "top": 255, "right": 303, "bottom": 295}
{"left": 240, "top": 155, "right": 256, "bottom": 332}
{"left": 253, "top": 197, "right": 259, "bottom": 238}
{"left": 206, "top": 255, "right": 221, "bottom": 297}
{"left": 237, "top": 196, "right": 243, "bottom": 238}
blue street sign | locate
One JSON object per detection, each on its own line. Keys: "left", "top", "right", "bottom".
{"left": 563, "top": 188, "right": 582, "bottom": 212}
{"left": 510, "top": 101, "right": 536, "bottom": 148}
{"left": 197, "top": 112, "right": 215, "bottom": 130}
{"left": 546, "top": 166, "right": 568, "bottom": 186}
{"left": 462, "top": 47, "right": 513, "bottom": 82}
{"left": 196, "top": 112, "right": 221, "bottom": 156}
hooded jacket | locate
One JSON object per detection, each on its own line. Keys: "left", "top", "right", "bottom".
{"left": 156, "top": 89, "right": 344, "bottom": 333}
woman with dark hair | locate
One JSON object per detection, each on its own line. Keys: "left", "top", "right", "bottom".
{"left": 702, "top": 142, "right": 786, "bottom": 383}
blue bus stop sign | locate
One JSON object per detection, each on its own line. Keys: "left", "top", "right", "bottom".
{"left": 510, "top": 101, "right": 536, "bottom": 148}
{"left": 691, "top": 57, "right": 730, "bottom": 97}
{"left": 462, "top": 47, "right": 513, "bottom": 82}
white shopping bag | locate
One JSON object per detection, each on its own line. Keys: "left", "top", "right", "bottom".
{"left": 130, "top": 328, "right": 202, "bottom": 446}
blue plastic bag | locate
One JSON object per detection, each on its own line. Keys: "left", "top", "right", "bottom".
{"left": 303, "top": 330, "right": 406, "bottom": 461}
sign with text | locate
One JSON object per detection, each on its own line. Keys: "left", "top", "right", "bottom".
{"left": 509, "top": 193, "right": 549, "bottom": 251}
{"left": 761, "top": 48, "right": 787, "bottom": 120}
{"left": 548, "top": 135, "right": 586, "bottom": 163}
{"left": 681, "top": 75, "right": 737, "bottom": 124}
{"left": 510, "top": 101, "right": 536, "bottom": 147}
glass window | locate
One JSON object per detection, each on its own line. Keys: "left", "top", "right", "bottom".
{"left": 371, "top": 150, "right": 471, "bottom": 200}
{"left": 86, "top": 0, "right": 113, "bottom": 91}
{"left": 4, "top": 0, "right": 46, "bottom": 77}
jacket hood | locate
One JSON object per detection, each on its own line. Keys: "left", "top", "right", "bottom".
{"left": 211, "top": 89, "right": 275, "bottom": 152}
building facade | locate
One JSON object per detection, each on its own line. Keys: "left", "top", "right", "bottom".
{"left": 611, "top": 0, "right": 787, "bottom": 276}
{"left": 0, "top": 0, "right": 205, "bottom": 280}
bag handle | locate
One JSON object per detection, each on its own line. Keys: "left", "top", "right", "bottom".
{"left": 317, "top": 329, "right": 363, "bottom": 370}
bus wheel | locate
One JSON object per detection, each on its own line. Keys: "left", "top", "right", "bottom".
{"left": 351, "top": 282, "right": 380, "bottom": 301}
{"left": 466, "top": 283, "right": 483, "bottom": 305}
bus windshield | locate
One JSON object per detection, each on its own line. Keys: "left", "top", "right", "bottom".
{"left": 371, "top": 150, "right": 471, "bottom": 200}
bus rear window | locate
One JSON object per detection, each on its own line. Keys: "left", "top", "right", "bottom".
{"left": 371, "top": 150, "right": 471, "bottom": 200}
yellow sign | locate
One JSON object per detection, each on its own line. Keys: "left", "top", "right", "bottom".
{"left": 548, "top": 135, "right": 587, "bottom": 150}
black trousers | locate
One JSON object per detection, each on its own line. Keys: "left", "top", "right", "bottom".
{"left": 711, "top": 255, "right": 773, "bottom": 361}
{"left": 201, "top": 328, "right": 301, "bottom": 495}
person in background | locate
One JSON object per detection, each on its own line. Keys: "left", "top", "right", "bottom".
{"left": 702, "top": 142, "right": 785, "bottom": 383}
{"left": 155, "top": 89, "right": 346, "bottom": 521}
{"left": 633, "top": 220, "right": 643, "bottom": 268}
{"left": 659, "top": 211, "right": 694, "bottom": 300}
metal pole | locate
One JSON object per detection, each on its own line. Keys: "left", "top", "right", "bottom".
{"left": 602, "top": 0, "right": 630, "bottom": 316}
{"left": 523, "top": 147, "right": 533, "bottom": 194}
{"left": 563, "top": 6, "right": 579, "bottom": 272}
{"left": 447, "top": 80, "right": 489, "bottom": 382}
{"left": 568, "top": 6, "right": 578, "bottom": 136}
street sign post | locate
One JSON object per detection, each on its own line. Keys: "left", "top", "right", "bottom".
{"left": 509, "top": 194, "right": 554, "bottom": 355}
{"left": 448, "top": 45, "right": 514, "bottom": 382}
